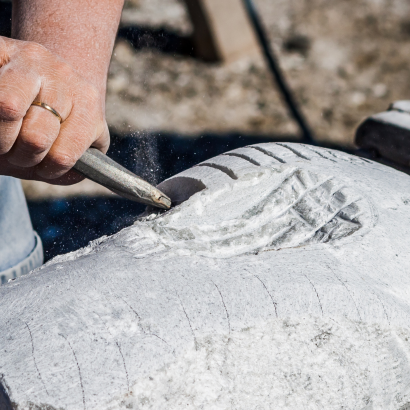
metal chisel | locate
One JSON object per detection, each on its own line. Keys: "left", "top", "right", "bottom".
{"left": 73, "top": 148, "right": 171, "bottom": 210}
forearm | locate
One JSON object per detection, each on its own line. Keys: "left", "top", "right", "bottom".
{"left": 11, "top": 0, "right": 124, "bottom": 97}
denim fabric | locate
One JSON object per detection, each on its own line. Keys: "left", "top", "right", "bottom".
{"left": 0, "top": 176, "right": 37, "bottom": 271}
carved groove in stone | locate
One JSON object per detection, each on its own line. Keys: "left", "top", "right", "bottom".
{"left": 303, "top": 145, "right": 337, "bottom": 162}
{"left": 248, "top": 146, "right": 286, "bottom": 163}
{"left": 222, "top": 152, "right": 261, "bottom": 166}
{"left": 142, "top": 166, "right": 370, "bottom": 259}
{"left": 196, "top": 163, "right": 238, "bottom": 179}
{"left": 276, "top": 143, "right": 312, "bottom": 160}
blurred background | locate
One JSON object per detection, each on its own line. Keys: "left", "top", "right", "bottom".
{"left": 2, "top": 0, "right": 410, "bottom": 260}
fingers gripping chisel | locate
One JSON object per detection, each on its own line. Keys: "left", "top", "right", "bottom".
{"left": 73, "top": 148, "right": 171, "bottom": 210}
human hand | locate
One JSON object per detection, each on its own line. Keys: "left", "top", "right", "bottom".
{"left": 0, "top": 36, "right": 109, "bottom": 185}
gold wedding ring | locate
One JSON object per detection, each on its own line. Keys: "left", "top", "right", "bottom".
{"left": 31, "top": 101, "right": 63, "bottom": 123}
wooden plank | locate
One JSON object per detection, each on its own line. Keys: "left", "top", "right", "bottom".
{"left": 184, "top": 0, "right": 261, "bottom": 62}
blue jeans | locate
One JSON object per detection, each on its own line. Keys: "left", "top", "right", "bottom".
{"left": 0, "top": 176, "right": 43, "bottom": 285}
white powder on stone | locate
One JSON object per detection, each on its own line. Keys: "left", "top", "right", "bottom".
{"left": 108, "top": 316, "right": 410, "bottom": 410}
{"left": 6, "top": 144, "right": 410, "bottom": 409}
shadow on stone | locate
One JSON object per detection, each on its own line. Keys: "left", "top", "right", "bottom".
{"left": 0, "top": 379, "right": 13, "bottom": 410}
{"left": 158, "top": 176, "right": 206, "bottom": 206}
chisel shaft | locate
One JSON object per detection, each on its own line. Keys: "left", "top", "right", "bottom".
{"left": 73, "top": 148, "right": 171, "bottom": 210}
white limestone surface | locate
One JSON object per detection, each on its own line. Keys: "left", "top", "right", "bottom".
{"left": 1, "top": 143, "right": 410, "bottom": 410}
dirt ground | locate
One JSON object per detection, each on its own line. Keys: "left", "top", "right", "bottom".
{"left": 24, "top": 0, "right": 410, "bottom": 199}
{"left": 107, "top": 0, "right": 410, "bottom": 146}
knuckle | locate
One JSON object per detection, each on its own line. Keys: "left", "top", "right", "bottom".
{"left": 48, "top": 152, "right": 75, "bottom": 170}
{"left": 57, "top": 61, "right": 73, "bottom": 78}
{"left": 22, "top": 41, "right": 48, "bottom": 58}
{"left": 53, "top": 61, "right": 74, "bottom": 84}
{"left": 19, "top": 134, "right": 50, "bottom": 155}
{"left": 0, "top": 98, "right": 26, "bottom": 121}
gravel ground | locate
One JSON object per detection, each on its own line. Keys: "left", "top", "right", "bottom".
{"left": 106, "top": 0, "right": 410, "bottom": 146}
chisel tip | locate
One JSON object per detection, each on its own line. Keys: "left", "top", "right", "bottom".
{"left": 153, "top": 194, "right": 172, "bottom": 210}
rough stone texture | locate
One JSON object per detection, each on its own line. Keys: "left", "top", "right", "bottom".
{"left": 107, "top": 0, "right": 410, "bottom": 145}
{"left": 2, "top": 143, "right": 410, "bottom": 409}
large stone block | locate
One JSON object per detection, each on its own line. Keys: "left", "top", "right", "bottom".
{"left": 1, "top": 143, "right": 410, "bottom": 409}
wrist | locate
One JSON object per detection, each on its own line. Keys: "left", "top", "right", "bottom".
{"left": 11, "top": 0, "right": 124, "bottom": 99}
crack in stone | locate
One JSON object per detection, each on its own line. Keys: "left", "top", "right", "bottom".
{"left": 25, "top": 322, "right": 49, "bottom": 397}
{"left": 328, "top": 266, "right": 362, "bottom": 321}
{"left": 119, "top": 296, "right": 174, "bottom": 353}
{"left": 300, "top": 275, "right": 324, "bottom": 316}
{"left": 59, "top": 333, "right": 86, "bottom": 410}
{"left": 254, "top": 275, "right": 278, "bottom": 318}
{"left": 212, "top": 281, "right": 231, "bottom": 334}
{"left": 176, "top": 292, "right": 198, "bottom": 350}
{"left": 93, "top": 311, "right": 130, "bottom": 392}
